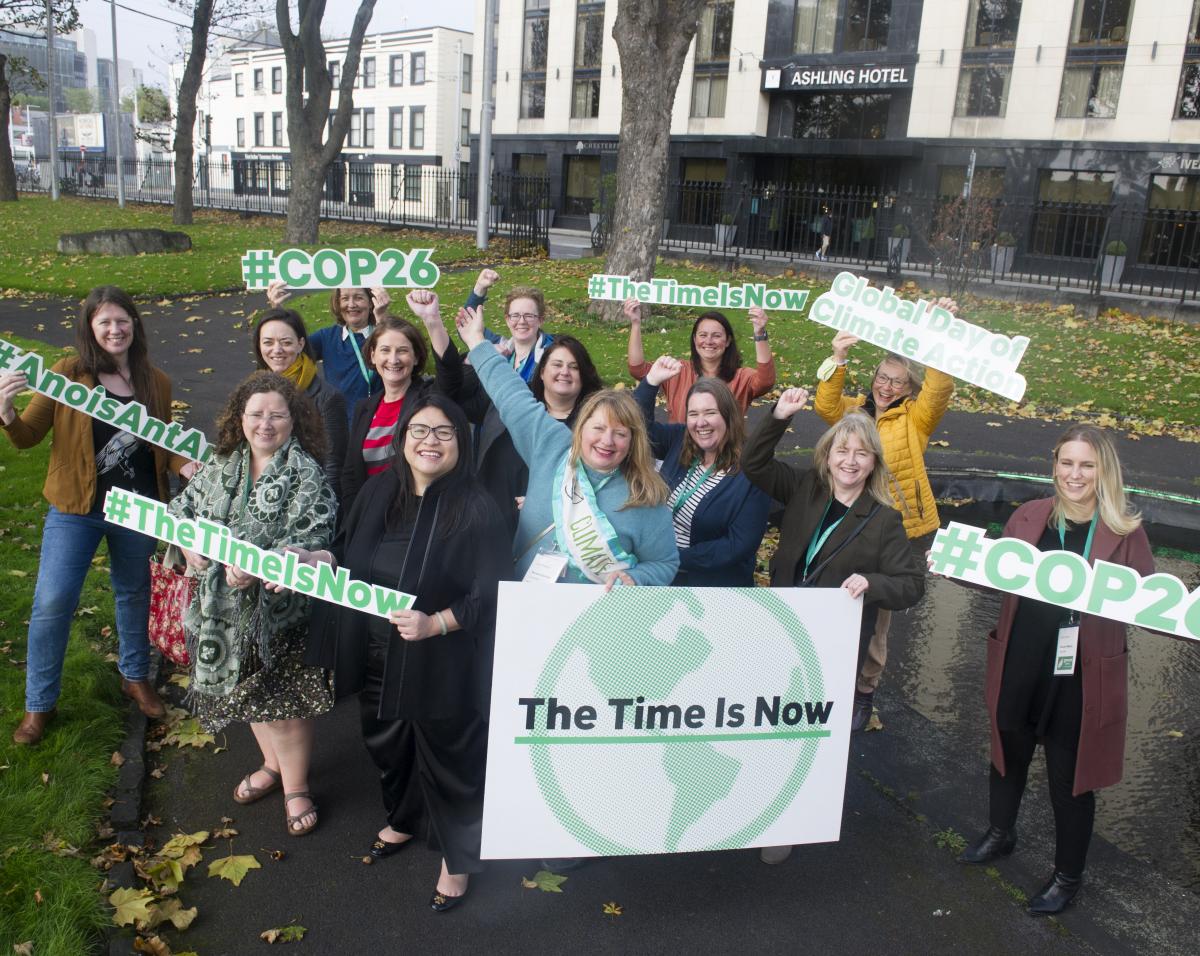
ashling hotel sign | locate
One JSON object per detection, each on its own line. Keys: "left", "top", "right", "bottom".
{"left": 762, "top": 57, "right": 917, "bottom": 93}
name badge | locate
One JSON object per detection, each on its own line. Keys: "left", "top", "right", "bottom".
{"left": 1054, "top": 624, "right": 1080, "bottom": 676}
{"left": 523, "top": 551, "right": 568, "bottom": 583}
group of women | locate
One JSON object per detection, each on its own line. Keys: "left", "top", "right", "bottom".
{"left": 0, "top": 269, "right": 1154, "bottom": 918}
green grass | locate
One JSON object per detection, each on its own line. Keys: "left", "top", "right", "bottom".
{"left": 0, "top": 335, "right": 128, "bottom": 955}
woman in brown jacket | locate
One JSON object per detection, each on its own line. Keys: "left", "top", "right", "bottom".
{"left": 743, "top": 388, "right": 925, "bottom": 864}
{"left": 952, "top": 424, "right": 1154, "bottom": 916}
{"left": 0, "top": 286, "right": 196, "bottom": 744}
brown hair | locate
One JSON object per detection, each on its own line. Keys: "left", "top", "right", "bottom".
{"left": 530, "top": 336, "right": 603, "bottom": 409}
{"left": 503, "top": 286, "right": 546, "bottom": 320}
{"left": 689, "top": 311, "right": 742, "bottom": 381}
{"left": 569, "top": 390, "right": 668, "bottom": 508}
{"left": 253, "top": 308, "right": 313, "bottom": 369}
{"left": 364, "top": 315, "right": 429, "bottom": 377}
{"left": 812, "top": 411, "right": 897, "bottom": 508}
{"left": 74, "top": 286, "right": 165, "bottom": 419}
{"left": 328, "top": 287, "right": 376, "bottom": 327}
{"left": 1050, "top": 424, "right": 1141, "bottom": 535}
{"left": 679, "top": 377, "right": 744, "bottom": 474}
{"left": 213, "top": 371, "right": 327, "bottom": 462}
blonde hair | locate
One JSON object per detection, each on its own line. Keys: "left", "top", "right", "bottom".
{"left": 1050, "top": 424, "right": 1141, "bottom": 536}
{"left": 873, "top": 353, "right": 925, "bottom": 398}
{"left": 570, "top": 390, "right": 669, "bottom": 508}
{"left": 813, "top": 411, "right": 897, "bottom": 508}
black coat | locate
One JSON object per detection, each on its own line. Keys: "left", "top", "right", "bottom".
{"left": 305, "top": 468, "right": 511, "bottom": 720}
{"left": 305, "top": 374, "right": 347, "bottom": 498}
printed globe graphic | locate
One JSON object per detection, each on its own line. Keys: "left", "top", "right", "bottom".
{"left": 527, "top": 588, "right": 828, "bottom": 854}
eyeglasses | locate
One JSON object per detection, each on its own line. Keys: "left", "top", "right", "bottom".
{"left": 406, "top": 423, "right": 457, "bottom": 441}
{"left": 507, "top": 312, "right": 540, "bottom": 323}
{"left": 243, "top": 411, "right": 291, "bottom": 423}
{"left": 873, "top": 371, "right": 910, "bottom": 390}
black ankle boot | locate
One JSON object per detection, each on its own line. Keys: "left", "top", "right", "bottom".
{"left": 958, "top": 825, "right": 1017, "bottom": 864}
{"left": 1028, "top": 871, "right": 1081, "bottom": 916}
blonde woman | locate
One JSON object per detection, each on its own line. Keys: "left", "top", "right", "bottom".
{"left": 950, "top": 425, "right": 1153, "bottom": 916}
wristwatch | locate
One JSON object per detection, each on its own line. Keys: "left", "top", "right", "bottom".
{"left": 753, "top": 331, "right": 769, "bottom": 342}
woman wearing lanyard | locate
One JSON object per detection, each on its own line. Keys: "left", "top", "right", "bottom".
{"left": 744, "top": 389, "right": 924, "bottom": 863}
{"left": 461, "top": 274, "right": 554, "bottom": 383}
{"left": 266, "top": 281, "right": 390, "bottom": 422}
{"left": 633, "top": 356, "right": 770, "bottom": 586}
{"left": 455, "top": 304, "right": 678, "bottom": 588}
{"left": 949, "top": 425, "right": 1153, "bottom": 915}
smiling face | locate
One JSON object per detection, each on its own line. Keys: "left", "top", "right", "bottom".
{"left": 1054, "top": 439, "right": 1098, "bottom": 513}
{"left": 338, "top": 288, "right": 372, "bottom": 330}
{"left": 90, "top": 303, "right": 136, "bottom": 362}
{"left": 241, "top": 390, "right": 293, "bottom": 459}
{"left": 871, "top": 358, "right": 912, "bottom": 410}
{"left": 828, "top": 433, "right": 876, "bottom": 499}
{"left": 686, "top": 391, "right": 728, "bottom": 461}
{"left": 693, "top": 318, "right": 729, "bottom": 368}
{"left": 370, "top": 330, "right": 416, "bottom": 391}
{"left": 540, "top": 344, "right": 582, "bottom": 407}
{"left": 505, "top": 296, "right": 543, "bottom": 349}
{"left": 404, "top": 406, "right": 459, "bottom": 488}
{"left": 258, "top": 319, "right": 306, "bottom": 374}
{"left": 580, "top": 410, "right": 631, "bottom": 473}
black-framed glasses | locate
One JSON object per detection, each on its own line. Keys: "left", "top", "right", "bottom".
{"left": 406, "top": 423, "right": 456, "bottom": 441}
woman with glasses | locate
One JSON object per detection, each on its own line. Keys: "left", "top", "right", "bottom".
{"left": 303, "top": 394, "right": 510, "bottom": 912}
{"left": 459, "top": 269, "right": 555, "bottom": 383}
{"left": 813, "top": 306, "right": 956, "bottom": 731}
{"left": 168, "top": 372, "right": 337, "bottom": 836}
{"left": 626, "top": 298, "right": 775, "bottom": 423}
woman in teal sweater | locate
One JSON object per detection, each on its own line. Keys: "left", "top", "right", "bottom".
{"left": 456, "top": 305, "right": 678, "bottom": 586}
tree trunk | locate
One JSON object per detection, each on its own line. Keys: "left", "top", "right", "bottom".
{"left": 172, "top": 0, "right": 216, "bottom": 226}
{"left": 285, "top": 157, "right": 325, "bottom": 245}
{"left": 604, "top": 0, "right": 705, "bottom": 313}
{"left": 0, "top": 56, "right": 17, "bottom": 202}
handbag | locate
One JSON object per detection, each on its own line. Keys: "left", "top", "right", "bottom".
{"left": 148, "top": 545, "right": 196, "bottom": 666}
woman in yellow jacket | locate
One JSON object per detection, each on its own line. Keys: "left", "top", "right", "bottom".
{"left": 814, "top": 304, "right": 955, "bottom": 730}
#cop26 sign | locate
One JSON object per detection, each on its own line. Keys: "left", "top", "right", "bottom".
{"left": 481, "top": 584, "right": 861, "bottom": 859}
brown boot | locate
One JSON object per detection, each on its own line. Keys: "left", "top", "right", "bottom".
{"left": 121, "top": 678, "right": 166, "bottom": 719}
{"left": 13, "top": 709, "right": 56, "bottom": 745}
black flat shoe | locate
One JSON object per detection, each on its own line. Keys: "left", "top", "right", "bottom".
{"left": 430, "top": 887, "right": 468, "bottom": 913}
{"left": 1028, "top": 871, "right": 1081, "bottom": 916}
{"left": 368, "top": 836, "right": 411, "bottom": 860}
{"left": 958, "top": 826, "right": 1017, "bottom": 864}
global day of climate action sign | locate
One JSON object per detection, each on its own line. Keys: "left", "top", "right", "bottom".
{"left": 481, "top": 584, "right": 861, "bottom": 859}
{"left": 0, "top": 337, "right": 210, "bottom": 462}
{"left": 588, "top": 274, "right": 811, "bottom": 312}
{"left": 930, "top": 522, "right": 1200, "bottom": 642}
{"left": 241, "top": 248, "right": 440, "bottom": 290}
{"left": 102, "top": 488, "right": 415, "bottom": 618}
{"left": 808, "top": 272, "right": 1030, "bottom": 401}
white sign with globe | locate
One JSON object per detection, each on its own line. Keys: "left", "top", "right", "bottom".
{"left": 481, "top": 583, "right": 861, "bottom": 858}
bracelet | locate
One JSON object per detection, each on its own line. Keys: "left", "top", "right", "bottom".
{"left": 753, "top": 331, "right": 769, "bottom": 342}
{"left": 434, "top": 610, "right": 448, "bottom": 636}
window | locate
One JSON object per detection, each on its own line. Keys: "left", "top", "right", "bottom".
{"left": 791, "top": 92, "right": 891, "bottom": 138}
{"left": 793, "top": 0, "right": 837, "bottom": 55}
{"left": 1192, "top": 0, "right": 1200, "bottom": 42}
{"left": 690, "top": 74, "right": 728, "bottom": 118}
{"left": 405, "top": 165, "right": 421, "bottom": 201}
{"left": 362, "top": 57, "right": 376, "bottom": 88}
{"left": 572, "top": 78, "right": 601, "bottom": 117}
{"left": 461, "top": 108, "right": 470, "bottom": 146}
{"left": 410, "top": 106, "right": 425, "bottom": 149}
{"left": 235, "top": 73, "right": 244, "bottom": 97}
{"left": 522, "top": 8, "right": 549, "bottom": 118}
{"left": 572, "top": 3, "right": 604, "bottom": 118}
{"left": 955, "top": 64, "right": 1012, "bottom": 117}
{"left": 696, "top": 1, "right": 733, "bottom": 63}
{"left": 1032, "top": 169, "right": 1115, "bottom": 258}
{"left": 329, "top": 60, "right": 340, "bottom": 87}
{"left": 964, "top": 0, "right": 1023, "bottom": 49}
{"left": 236, "top": 117, "right": 245, "bottom": 147}
{"left": 679, "top": 157, "right": 726, "bottom": 226}
{"left": 938, "top": 166, "right": 1006, "bottom": 199}
{"left": 515, "top": 153, "right": 547, "bottom": 177}
{"left": 1178, "top": 60, "right": 1200, "bottom": 119}
{"left": 845, "top": 0, "right": 891, "bottom": 52}
{"left": 1070, "top": 0, "right": 1135, "bottom": 46}
{"left": 389, "top": 107, "right": 403, "bottom": 148}
{"left": 563, "top": 156, "right": 601, "bottom": 216}
{"left": 253, "top": 68, "right": 263, "bottom": 92}
{"left": 363, "top": 108, "right": 374, "bottom": 148}
{"left": 1140, "top": 174, "right": 1200, "bottom": 267}
{"left": 462, "top": 53, "right": 473, "bottom": 93}
{"left": 272, "top": 66, "right": 282, "bottom": 94}
{"left": 349, "top": 110, "right": 361, "bottom": 147}
{"left": 272, "top": 112, "right": 283, "bottom": 147}
{"left": 253, "top": 113, "right": 264, "bottom": 146}
{"left": 411, "top": 52, "right": 426, "bottom": 85}
{"left": 347, "top": 109, "right": 374, "bottom": 148}
{"left": 390, "top": 54, "right": 404, "bottom": 86}
{"left": 1058, "top": 63, "right": 1123, "bottom": 118}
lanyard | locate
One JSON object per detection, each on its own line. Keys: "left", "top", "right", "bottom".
{"left": 346, "top": 325, "right": 375, "bottom": 388}
{"left": 803, "top": 499, "right": 847, "bottom": 580}
{"left": 671, "top": 464, "right": 715, "bottom": 514}
{"left": 1056, "top": 513, "right": 1098, "bottom": 560}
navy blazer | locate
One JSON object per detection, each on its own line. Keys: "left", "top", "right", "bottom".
{"left": 634, "top": 380, "right": 770, "bottom": 586}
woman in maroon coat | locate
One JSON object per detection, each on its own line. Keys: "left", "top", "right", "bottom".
{"left": 949, "top": 425, "right": 1153, "bottom": 916}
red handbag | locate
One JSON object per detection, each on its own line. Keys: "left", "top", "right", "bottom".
{"left": 148, "top": 550, "right": 195, "bottom": 666}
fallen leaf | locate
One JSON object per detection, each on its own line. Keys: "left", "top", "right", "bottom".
{"left": 13, "top": 943, "right": 33, "bottom": 956}
{"left": 208, "top": 853, "right": 260, "bottom": 886}
{"left": 260, "top": 924, "right": 307, "bottom": 944}
{"left": 109, "top": 886, "right": 157, "bottom": 926}
{"left": 928, "top": 439, "right": 950, "bottom": 447}
{"left": 167, "top": 673, "right": 190, "bottom": 689}
{"left": 197, "top": 368, "right": 214, "bottom": 374}
{"left": 145, "top": 897, "right": 197, "bottom": 931}
{"left": 132, "top": 935, "right": 171, "bottom": 956}
{"left": 164, "top": 718, "right": 215, "bottom": 749}
{"left": 603, "top": 901, "right": 623, "bottom": 915}
{"left": 33, "top": 888, "right": 43, "bottom": 905}
{"left": 8, "top": 569, "right": 27, "bottom": 578}
{"left": 865, "top": 712, "right": 884, "bottom": 733}
{"left": 524, "top": 869, "right": 568, "bottom": 893}
{"left": 1166, "top": 730, "right": 1184, "bottom": 738}
{"left": 110, "top": 751, "right": 125, "bottom": 767}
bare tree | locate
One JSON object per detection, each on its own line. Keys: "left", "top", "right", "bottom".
{"left": 924, "top": 194, "right": 998, "bottom": 301}
{"left": 276, "top": 0, "right": 376, "bottom": 244}
{"left": 169, "top": 0, "right": 215, "bottom": 224}
{"left": 603, "top": 0, "right": 706, "bottom": 312}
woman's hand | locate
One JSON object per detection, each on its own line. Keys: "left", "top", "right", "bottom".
{"left": 622, "top": 297, "right": 642, "bottom": 325}
{"left": 406, "top": 289, "right": 441, "bottom": 326}
{"left": 178, "top": 460, "right": 201, "bottom": 481}
{"left": 181, "top": 547, "right": 209, "bottom": 572}
{"left": 370, "top": 287, "right": 391, "bottom": 321}
{"left": 749, "top": 307, "right": 769, "bottom": 335}
{"left": 390, "top": 608, "right": 436, "bottom": 641}
{"left": 456, "top": 305, "right": 487, "bottom": 349}
{"left": 646, "top": 355, "right": 683, "bottom": 387}
{"left": 931, "top": 296, "right": 958, "bottom": 317}
{"left": 841, "top": 574, "right": 869, "bottom": 599}
{"left": 0, "top": 371, "right": 30, "bottom": 425}
{"left": 604, "top": 570, "right": 636, "bottom": 592}
{"left": 474, "top": 268, "right": 500, "bottom": 297}
{"left": 225, "top": 564, "right": 256, "bottom": 590}
{"left": 772, "top": 387, "right": 810, "bottom": 420}
{"left": 831, "top": 331, "right": 859, "bottom": 363}
{"left": 266, "top": 279, "right": 291, "bottom": 309}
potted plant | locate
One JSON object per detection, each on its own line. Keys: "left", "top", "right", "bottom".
{"left": 991, "top": 231, "right": 1016, "bottom": 276}
{"left": 1101, "top": 239, "right": 1127, "bottom": 286}
{"left": 887, "top": 223, "right": 910, "bottom": 264}
{"left": 714, "top": 212, "right": 736, "bottom": 249}
{"left": 537, "top": 200, "right": 555, "bottom": 230}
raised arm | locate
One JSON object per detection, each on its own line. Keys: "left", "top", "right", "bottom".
{"left": 624, "top": 297, "right": 651, "bottom": 380}
{"left": 813, "top": 331, "right": 860, "bottom": 425}
{"left": 746, "top": 308, "right": 777, "bottom": 396}
{"left": 0, "top": 371, "right": 53, "bottom": 447}
{"left": 743, "top": 388, "right": 810, "bottom": 505}
{"left": 632, "top": 356, "right": 685, "bottom": 458}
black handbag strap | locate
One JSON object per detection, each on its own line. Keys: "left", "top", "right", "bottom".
{"left": 800, "top": 503, "right": 882, "bottom": 587}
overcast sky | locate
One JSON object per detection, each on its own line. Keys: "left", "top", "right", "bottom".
{"left": 75, "top": 0, "right": 477, "bottom": 87}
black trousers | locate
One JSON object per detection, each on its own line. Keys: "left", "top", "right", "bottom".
{"left": 989, "top": 728, "right": 1095, "bottom": 876}
{"left": 360, "top": 636, "right": 488, "bottom": 875}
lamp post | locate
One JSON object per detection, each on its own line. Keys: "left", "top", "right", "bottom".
{"left": 109, "top": 0, "right": 125, "bottom": 207}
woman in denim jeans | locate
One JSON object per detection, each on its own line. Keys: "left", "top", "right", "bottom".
{"left": 0, "top": 286, "right": 198, "bottom": 744}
